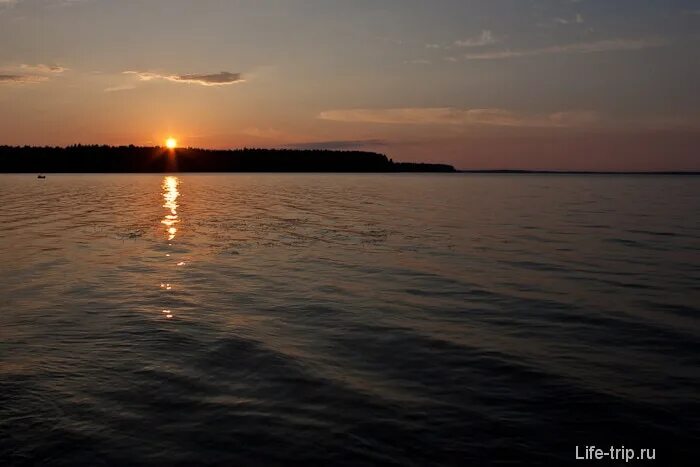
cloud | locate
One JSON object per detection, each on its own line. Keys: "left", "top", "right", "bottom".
{"left": 0, "top": 74, "right": 48, "bottom": 84}
{"left": 425, "top": 30, "right": 498, "bottom": 50}
{"left": 0, "top": 62, "right": 67, "bottom": 84}
{"left": 554, "top": 13, "right": 584, "bottom": 25}
{"left": 320, "top": 108, "right": 700, "bottom": 131}
{"left": 20, "top": 63, "right": 68, "bottom": 73}
{"left": 454, "top": 30, "right": 498, "bottom": 48}
{"left": 104, "top": 84, "right": 137, "bottom": 93}
{"left": 1, "top": 0, "right": 88, "bottom": 9}
{"left": 240, "top": 127, "right": 289, "bottom": 140}
{"left": 319, "top": 108, "right": 601, "bottom": 128}
{"left": 404, "top": 59, "right": 431, "bottom": 65}
{"left": 460, "top": 37, "right": 670, "bottom": 60}
{"left": 176, "top": 72, "right": 244, "bottom": 85}
{"left": 124, "top": 70, "right": 244, "bottom": 86}
{"left": 285, "top": 139, "right": 388, "bottom": 150}
{"left": 54, "top": 0, "right": 89, "bottom": 5}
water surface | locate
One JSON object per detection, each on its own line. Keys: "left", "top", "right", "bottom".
{"left": 1, "top": 174, "right": 698, "bottom": 465}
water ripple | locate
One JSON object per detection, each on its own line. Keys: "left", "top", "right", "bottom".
{"left": 0, "top": 174, "right": 698, "bottom": 465}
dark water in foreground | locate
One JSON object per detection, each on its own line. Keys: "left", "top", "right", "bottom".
{"left": 0, "top": 174, "right": 698, "bottom": 466}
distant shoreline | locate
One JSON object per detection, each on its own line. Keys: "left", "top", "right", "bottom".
{"left": 457, "top": 170, "right": 700, "bottom": 175}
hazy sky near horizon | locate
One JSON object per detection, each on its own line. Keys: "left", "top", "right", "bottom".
{"left": 1, "top": 0, "right": 699, "bottom": 170}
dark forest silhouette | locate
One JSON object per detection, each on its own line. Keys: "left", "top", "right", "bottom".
{"left": 0, "top": 145, "right": 456, "bottom": 173}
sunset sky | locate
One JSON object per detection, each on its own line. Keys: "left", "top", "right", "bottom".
{"left": 1, "top": 0, "right": 699, "bottom": 170}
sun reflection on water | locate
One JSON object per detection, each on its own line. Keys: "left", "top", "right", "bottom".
{"left": 162, "top": 176, "right": 180, "bottom": 241}
{"left": 160, "top": 176, "right": 181, "bottom": 320}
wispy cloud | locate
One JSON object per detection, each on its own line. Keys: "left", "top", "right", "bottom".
{"left": 454, "top": 30, "right": 498, "bottom": 48}
{"left": 460, "top": 37, "right": 670, "bottom": 60}
{"left": 0, "top": 63, "right": 67, "bottom": 84}
{"left": 123, "top": 71, "right": 244, "bottom": 86}
{"left": 20, "top": 63, "right": 68, "bottom": 73}
{"left": 319, "top": 108, "right": 601, "bottom": 128}
{"left": 404, "top": 59, "right": 431, "bottom": 65}
{"left": 104, "top": 84, "right": 137, "bottom": 93}
{"left": 51, "top": 0, "right": 91, "bottom": 6}
{"left": 175, "top": 72, "right": 244, "bottom": 86}
{"left": 1, "top": 0, "right": 89, "bottom": 9}
{"left": 285, "top": 139, "right": 388, "bottom": 150}
{"left": 426, "top": 30, "right": 499, "bottom": 50}
{"left": 0, "top": 74, "right": 48, "bottom": 84}
{"left": 554, "top": 13, "right": 584, "bottom": 25}
{"left": 320, "top": 108, "right": 700, "bottom": 131}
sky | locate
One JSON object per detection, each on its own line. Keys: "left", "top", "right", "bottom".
{"left": 1, "top": 0, "right": 699, "bottom": 170}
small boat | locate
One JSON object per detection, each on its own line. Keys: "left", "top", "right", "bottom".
{"left": 37, "top": 174, "right": 46, "bottom": 179}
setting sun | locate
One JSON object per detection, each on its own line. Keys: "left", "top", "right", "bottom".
{"left": 165, "top": 138, "right": 178, "bottom": 149}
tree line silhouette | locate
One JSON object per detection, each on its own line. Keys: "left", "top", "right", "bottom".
{"left": 0, "top": 145, "right": 456, "bottom": 173}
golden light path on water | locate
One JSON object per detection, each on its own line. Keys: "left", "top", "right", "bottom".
{"left": 162, "top": 176, "right": 180, "bottom": 241}
{"left": 160, "top": 176, "right": 180, "bottom": 319}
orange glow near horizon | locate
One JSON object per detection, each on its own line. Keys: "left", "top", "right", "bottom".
{"left": 165, "top": 138, "right": 178, "bottom": 149}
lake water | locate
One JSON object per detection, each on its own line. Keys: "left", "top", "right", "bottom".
{"left": 0, "top": 174, "right": 698, "bottom": 465}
